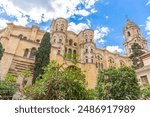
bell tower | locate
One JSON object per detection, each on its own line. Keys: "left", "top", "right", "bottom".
{"left": 123, "top": 19, "right": 149, "bottom": 56}
{"left": 80, "top": 29, "right": 96, "bottom": 64}
{"left": 50, "top": 18, "right": 68, "bottom": 56}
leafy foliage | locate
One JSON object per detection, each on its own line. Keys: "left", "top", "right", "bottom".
{"left": 129, "top": 43, "right": 145, "bottom": 69}
{"left": 140, "top": 85, "right": 150, "bottom": 100}
{"left": 64, "top": 53, "right": 78, "bottom": 64}
{"left": 33, "top": 32, "right": 51, "bottom": 83}
{"left": 6, "top": 73, "right": 16, "bottom": 82}
{"left": 0, "top": 80, "right": 16, "bottom": 99}
{"left": 0, "top": 42, "right": 5, "bottom": 60}
{"left": 24, "top": 61, "right": 96, "bottom": 100}
{"left": 97, "top": 66, "right": 140, "bottom": 100}
{"left": 18, "top": 71, "right": 31, "bottom": 78}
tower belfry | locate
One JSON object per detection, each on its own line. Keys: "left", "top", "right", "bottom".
{"left": 123, "top": 19, "right": 149, "bottom": 56}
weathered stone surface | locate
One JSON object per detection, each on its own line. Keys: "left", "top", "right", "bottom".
{"left": 12, "top": 91, "right": 26, "bottom": 100}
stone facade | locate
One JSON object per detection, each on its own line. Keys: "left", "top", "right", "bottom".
{"left": 0, "top": 23, "right": 44, "bottom": 79}
{"left": 1, "top": 17, "right": 148, "bottom": 88}
{"left": 136, "top": 52, "right": 150, "bottom": 85}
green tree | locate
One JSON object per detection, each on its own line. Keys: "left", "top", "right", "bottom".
{"left": 129, "top": 43, "right": 145, "bottom": 69}
{"left": 97, "top": 66, "right": 140, "bottom": 100}
{"left": 24, "top": 61, "right": 96, "bottom": 100}
{"left": 33, "top": 32, "right": 51, "bottom": 83}
{"left": 140, "top": 85, "right": 150, "bottom": 100}
{"left": 0, "top": 80, "right": 16, "bottom": 100}
{"left": 0, "top": 42, "right": 5, "bottom": 60}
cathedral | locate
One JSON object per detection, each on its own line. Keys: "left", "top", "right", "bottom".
{"left": 0, "top": 18, "right": 149, "bottom": 88}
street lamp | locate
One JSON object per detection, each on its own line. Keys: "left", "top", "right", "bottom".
{"left": 104, "top": 73, "right": 109, "bottom": 82}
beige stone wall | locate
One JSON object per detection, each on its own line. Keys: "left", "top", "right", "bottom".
{"left": 136, "top": 53, "right": 150, "bottom": 85}
{"left": 0, "top": 23, "right": 44, "bottom": 78}
{"left": 0, "top": 53, "right": 14, "bottom": 79}
{"left": 136, "top": 67, "right": 150, "bottom": 85}
{"left": 143, "top": 57, "right": 150, "bottom": 66}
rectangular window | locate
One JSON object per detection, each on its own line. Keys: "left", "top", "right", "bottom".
{"left": 140, "top": 75, "right": 149, "bottom": 85}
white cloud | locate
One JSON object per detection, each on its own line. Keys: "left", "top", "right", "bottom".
{"left": 139, "top": 24, "right": 144, "bottom": 27}
{"left": 68, "top": 22, "right": 90, "bottom": 34}
{"left": 0, "top": 0, "right": 98, "bottom": 27}
{"left": 106, "top": 46, "right": 123, "bottom": 53}
{"left": 75, "top": 9, "right": 90, "bottom": 17}
{"left": 94, "top": 26, "right": 110, "bottom": 43}
{"left": 84, "top": 0, "right": 98, "bottom": 9}
{"left": 91, "top": 8, "right": 97, "bottom": 13}
{"left": 146, "top": 16, "right": 150, "bottom": 35}
{"left": 146, "top": 0, "right": 150, "bottom": 5}
{"left": 13, "top": 16, "right": 28, "bottom": 26}
{"left": 105, "top": 16, "right": 109, "bottom": 19}
{"left": 78, "top": 17, "right": 84, "bottom": 20}
{"left": 87, "top": 19, "right": 91, "bottom": 27}
{"left": 0, "top": 18, "right": 10, "bottom": 29}
{"left": 98, "top": 39, "right": 106, "bottom": 44}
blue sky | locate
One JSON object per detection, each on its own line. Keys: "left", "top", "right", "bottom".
{"left": 0, "top": 0, "right": 150, "bottom": 54}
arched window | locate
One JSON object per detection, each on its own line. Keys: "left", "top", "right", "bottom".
{"left": 97, "top": 55, "right": 103, "bottom": 60}
{"left": 90, "top": 35, "right": 93, "bottom": 39}
{"left": 120, "top": 60, "right": 125, "bottom": 66}
{"left": 86, "top": 56, "right": 88, "bottom": 63}
{"left": 86, "top": 39, "right": 88, "bottom": 42}
{"left": 90, "top": 39, "right": 92, "bottom": 42}
{"left": 108, "top": 57, "right": 114, "bottom": 67}
{"left": 86, "top": 49, "right": 88, "bottom": 53}
{"left": 74, "top": 43, "right": 77, "bottom": 46}
{"left": 96, "top": 62, "right": 98, "bottom": 68}
{"left": 36, "top": 39, "right": 40, "bottom": 43}
{"left": 57, "top": 50, "right": 60, "bottom": 55}
{"left": 53, "top": 36, "right": 56, "bottom": 43}
{"left": 65, "top": 47, "right": 67, "bottom": 53}
{"left": 69, "top": 39, "right": 73, "bottom": 45}
{"left": 91, "top": 49, "right": 93, "bottom": 53}
{"left": 127, "top": 31, "right": 131, "bottom": 37}
{"left": 101, "top": 63, "right": 103, "bottom": 69}
{"left": 59, "top": 39, "right": 62, "bottom": 43}
{"left": 134, "top": 39, "right": 137, "bottom": 42}
{"left": 91, "top": 56, "right": 94, "bottom": 63}
{"left": 23, "top": 48, "right": 29, "bottom": 58}
{"left": 56, "top": 24, "right": 59, "bottom": 31}
{"left": 73, "top": 50, "right": 76, "bottom": 54}
{"left": 68, "top": 48, "right": 72, "bottom": 54}
{"left": 61, "top": 24, "right": 64, "bottom": 31}
{"left": 29, "top": 47, "right": 37, "bottom": 59}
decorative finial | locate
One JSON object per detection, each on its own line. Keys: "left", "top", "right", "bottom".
{"left": 126, "top": 15, "right": 129, "bottom": 21}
